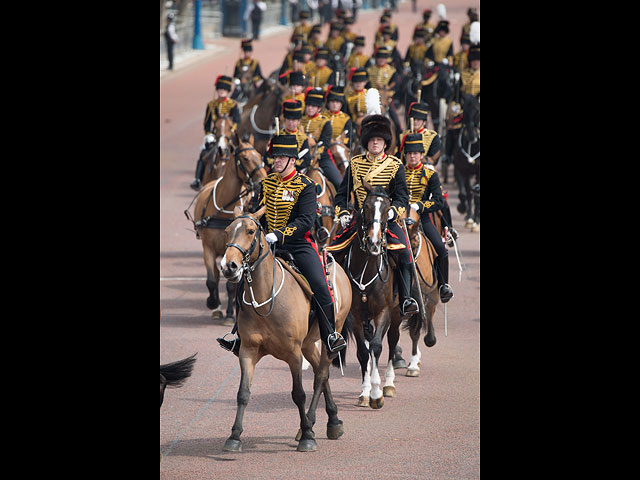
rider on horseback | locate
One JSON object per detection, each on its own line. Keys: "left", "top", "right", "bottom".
{"left": 401, "top": 133, "right": 454, "bottom": 303}
{"left": 218, "top": 134, "right": 347, "bottom": 355}
{"left": 301, "top": 87, "right": 343, "bottom": 190}
{"left": 231, "top": 38, "right": 264, "bottom": 100}
{"left": 332, "top": 110, "right": 420, "bottom": 316}
{"left": 264, "top": 99, "right": 312, "bottom": 172}
{"left": 325, "top": 86, "right": 352, "bottom": 146}
{"left": 398, "top": 101, "right": 441, "bottom": 166}
{"left": 190, "top": 75, "right": 241, "bottom": 190}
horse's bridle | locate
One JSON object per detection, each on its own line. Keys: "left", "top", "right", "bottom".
{"left": 225, "top": 214, "right": 277, "bottom": 317}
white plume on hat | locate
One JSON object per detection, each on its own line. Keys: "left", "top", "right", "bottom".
{"left": 365, "top": 88, "right": 382, "bottom": 115}
{"left": 437, "top": 3, "right": 446, "bottom": 20}
{"left": 470, "top": 21, "right": 480, "bottom": 44}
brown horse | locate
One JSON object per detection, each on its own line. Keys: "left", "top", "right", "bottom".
{"left": 399, "top": 207, "right": 439, "bottom": 377}
{"left": 329, "top": 132, "right": 351, "bottom": 176}
{"left": 187, "top": 136, "right": 267, "bottom": 324}
{"left": 306, "top": 155, "right": 336, "bottom": 249}
{"left": 220, "top": 205, "right": 352, "bottom": 453}
{"left": 200, "top": 116, "right": 236, "bottom": 186}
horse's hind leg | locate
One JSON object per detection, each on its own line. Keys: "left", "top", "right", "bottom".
{"left": 354, "top": 332, "right": 372, "bottom": 407}
{"left": 223, "top": 351, "right": 257, "bottom": 452}
{"left": 288, "top": 352, "right": 316, "bottom": 452}
{"left": 384, "top": 311, "right": 402, "bottom": 397}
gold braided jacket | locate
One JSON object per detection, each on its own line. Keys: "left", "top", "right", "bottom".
{"left": 260, "top": 172, "right": 313, "bottom": 239}
{"left": 407, "top": 43, "right": 428, "bottom": 63}
{"left": 308, "top": 65, "right": 333, "bottom": 88}
{"left": 346, "top": 89, "right": 367, "bottom": 120}
{"left": 349, "top": 153, "right": 404, "bottom": 211}
{"left": 405, "top": 163, "right": 436, "bottom": 208}
{"left": 326, "top": 36, "right": 345, "bottom": 55}
{"left": 430, "top": 36, "right": 453, "bottom": 64}
{"left": 326, "top": 110, "right": 350, "bottom": 142}
{"left": 301, "top": 114, "right": 329, "bottom": 154}
{"left": 367, "top": 64, "right": 396, "bottom": 90}
{"left": 460, "top": 68, "right": 480, "bottom": 96}
{"left": 347, "top": 52, "right": 370, "bottom": 69}
{"left": 207, "top": 98, "right": 237, "bottom": 119}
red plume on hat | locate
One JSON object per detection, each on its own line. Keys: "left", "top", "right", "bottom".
{"left": 348, "top": 67, "right": 357, "bottom": 81}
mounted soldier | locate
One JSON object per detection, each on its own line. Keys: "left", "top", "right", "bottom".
{"left": 398, "top": 102, "right": 441, "bottom": 166}
{"left": 231, "top": 38, "right": 264, "bottom": 101}
{"left": 264, "top": 99, "right": 312, "bottom": 172}
{"left": 218, "top": 133, "right": 347, "bottom": 355}
{"left": 325, "top": 86, "right": 352, "bottom": 147}
{"left": 400, "top": 133, "right": 453, "bottom": 303}
{"left": 330, "top": 91, "right": 419, "bottom": 316}
{"left": 301, "top": 87, "right": 343, "bottom": 190}
{"left": 191, "top": 75, "right": 241, "bottom": 190}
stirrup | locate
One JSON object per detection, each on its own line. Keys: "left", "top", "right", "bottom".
{"left": 217, "top": 332, "right": 238, "bottom": 352}
{"left": 401, "top": 298, "right": 419, "bottom": 316}
{"left": 327, "top": 332, "right": 346, "bottom": 353}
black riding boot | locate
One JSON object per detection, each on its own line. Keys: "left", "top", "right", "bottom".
{"left": 318, "top": 302, "right": 346, "bottom": 353}
{"left": 436, "top": 255, "right": 454, "bottom": 303}
{"left": 190, "top": 158, "right": 205, "bottom": 191}
{"left": 217, "top": 328, "right": 241, "bottom": 356}
{"left": 398, "top": 263, "right": 419, "bottom": 315}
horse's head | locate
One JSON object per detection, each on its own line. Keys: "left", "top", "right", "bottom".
{"left": 233, "top": 134, "right": 267, "bottom": 189}
{"left": 222, "top": 205, "right": 267, "bottom": 283}
{"left": 460, "top": 93, "right": 480, "bottom": 143}
{"left": 215, "top": 117, "right": 234, "bottom": 159}
{"left": 359, "top": 181, "right": 391, "bottom": 256}
{"left": 405, "top": 207, "right": 421, "bottom": 250}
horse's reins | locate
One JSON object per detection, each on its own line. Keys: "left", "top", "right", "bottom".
{"left": 458, "top": 125, "right": 480, "bottom": 165}
{"left": 225, "top": 215, "right": 280, "bottom": 317}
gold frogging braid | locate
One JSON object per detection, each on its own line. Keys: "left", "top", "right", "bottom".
{"left": 213, "top": 98, "right": 237, "bottom": 116}
{"left": 260, "top": 173, "right": 311, "bottom": 241}
{"left": 349, "top": 153, "right": 404, "bottom": 214}
{"left": 406, "top": 164, "right": 436, "bottom": 209}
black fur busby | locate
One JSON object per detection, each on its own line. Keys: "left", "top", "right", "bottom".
{"left": 360, "top": 114, "right": 393, "bottom": 149}
{"left": 282, "top": 99, "right": 303, "bottom": 119}
{"left": 326, "top": 85, "right": 345, "bottom": 104}
{"left": 215, "top": 75, "right": 233, "bottom": 91}
{"left": 305, "top": 87, "right": 325, "bottom": 107}
{"left": 401, "top": 133, "right": 425, "bottom": 154}
{"left": 269, "top": 134, "right": 299, "bottom": 159}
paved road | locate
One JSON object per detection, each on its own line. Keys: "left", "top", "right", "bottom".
{"left": 161, "top": 2, "right": 479, "bottom": 478}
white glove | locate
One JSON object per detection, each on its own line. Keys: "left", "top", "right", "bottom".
{"left": 387, "top": 209, "right": 395, "bottom": 221}
{"left": 340, "top": 214, "right": 352, "bottom": 228}
{"left": 265, "top": 232, "right": 278, "bottom": 244}
{"left": 410, "top": 203, "right": 420, "bottom": 212}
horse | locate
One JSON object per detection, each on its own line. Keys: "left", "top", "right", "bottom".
{"left": 238, "top": 79, "right": 287, "bottom": 155}
{"left": 452, "top": 93, "right": 480, "bottom": 231}
{"left": 400, "top": 207, "right": 439, "bottom": 377}
{"left": 417, "top": 61, "right": 455, "bottom": 134}
{"left": 329, "top": 131, "right": 351, "bottom": 176}
{"left": 334, "top": 182, "right": 408, "bottom": 409}
{"left": 306, "top": 155, "right": 337, "bottom": 249}
{"left": 219, "top": 205, "right": 353, "bottom": 453}
{"left": 186, "top": 136, "right": 267, "bottom": 324}
{"left": 200, "top": 116, "right": 236, "bottom": 187}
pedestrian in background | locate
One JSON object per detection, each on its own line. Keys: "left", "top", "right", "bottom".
{"left": 164, "top": 13, "right": 179, "bottom": 70}
{"left": 245, "top": 0, "right": 267, "bottom": 40}
{"left": 289, "top": 0, "right": 298, "bottom": 25}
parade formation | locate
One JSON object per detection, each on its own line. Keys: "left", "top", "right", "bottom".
{"left": 161, "top": 2, "right": 479, "bottom": 477}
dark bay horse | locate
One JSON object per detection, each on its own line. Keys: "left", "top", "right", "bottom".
{"left": 238, "top": 79, "right": 287, "bottom": 155}
{"left": 452, "top": 93, "right": 480, "bottom": 231}
{"left": 334, "top": 183, "right": 406, "bottom": 409}
{"left": 220, "top": 205, "right": 352, "bottom": 453}
{"left": 186, "top": 137, "right": 267, "bottom": 324}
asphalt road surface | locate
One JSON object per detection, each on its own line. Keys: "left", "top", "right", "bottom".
{"left": 161, "top": 2, "right": 479, "bottom": 478}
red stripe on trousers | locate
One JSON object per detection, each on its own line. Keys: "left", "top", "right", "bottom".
{"left": 305, "top": 231, "right": 334, "bottom": 302}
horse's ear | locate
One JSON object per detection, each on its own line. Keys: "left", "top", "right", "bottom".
{"left": 233, "top": 205, "right": 243, "bottom": 218}
{"left": 248, "top": 133, "right": 255, "bottom": 145}
{"left": 251, "top": 204, "right": 267, "bottom": 220}
{"left": 234, "top": 131, "right": 240, "bottom": 146}
{"left": 361, "top": 177, "right": 372, "bottom": 193}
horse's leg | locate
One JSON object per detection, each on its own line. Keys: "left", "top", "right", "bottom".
{"left": 354, "top": 332, "right": 372, "bottom": 407}
{"left": 384, "top": 311, "right": 402, "bottom": 397}
{"left": 368, "top": 311, "right": 391, "bottom": 409}
{"left": 454, "top": 165, "right": 468, "bottom": 217}
{"left": 224, "top": 280, "right": 236, "bottom": 326}
{"left": 223, "top": 350, "right": 257, "bottom": 452}
{"left": 287, "top": 351, "right": 316, "bottom": 452}
{"left": 202, "top": 238, "right": 221, "bottom": 312}
{"left": 406, "top": 316, "right": 422, "bottom": 377}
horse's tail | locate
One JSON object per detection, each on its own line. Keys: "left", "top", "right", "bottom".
{"left": 332, "top": 312, "right": 354, "bottom": 368}
{"left": 160, "top": 354, "right": 197, "bottom": 388}
{"left": 403, "top": 310, "right": 425, "bottom": 339}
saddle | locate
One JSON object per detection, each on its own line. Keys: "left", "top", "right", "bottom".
{"left": 274, "top": 250, "right": 314, "bottom": 299}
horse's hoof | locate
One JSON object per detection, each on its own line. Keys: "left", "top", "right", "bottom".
{"left": 369, "top": 396, "right": 385, "bottom": 409}
{"left": 223, "top": 438, "right": 242, "bottom": 452}
{"left": 393, "top": 359, "right": 407, "bottom": 369}
{"left": 471, "top": 222, "right": 480, "bottom": 232}
{"left": 297, "top": 438, "right": 317, "bottom": 452}
{"left": 295, "top": 428, "right": 315, "bottom": 441}
{"left": 223, "top": 316, "right": 235, "bottom": 326}
{"left": 327, "top": 421, "right": 344, "bottom": 440}
{"left": 211, "top": 309, "right": 224, "bottom": 319}
{"left": 424, "top": 335, "right": 437, "bottom": 348}
{"left": 406, "top": 368, "right": 420, "bottom": 377}
{"left": 383, "top": 386, "right": 396, "bottom": 397}
{"left": 357, "top": 396, "right": 369, "bottom": 407}
{"left": 465, "top": 218, "right": 474, "bottom": 227}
